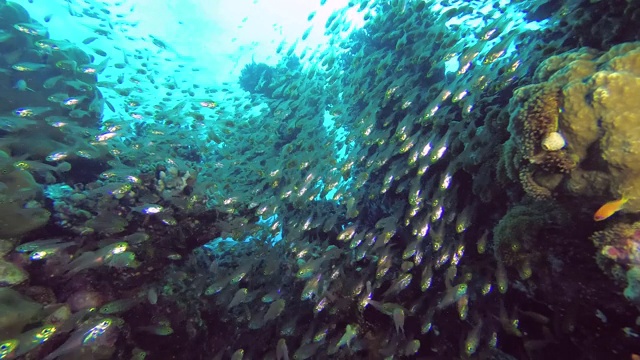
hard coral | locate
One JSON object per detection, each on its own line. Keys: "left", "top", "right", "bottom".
{"left": 518, "top": 167, "right": 552, "bottom": 199}
{"left": 591, "top": 221, "right": 640, "bottom": 268}
{"left": 590, "top": 221, "right": 640, "bottom": 303}
{"left": 508, "top": 84, "right": 577, "bottom": 199}
{"left": 504, "top": 42, "right": 640, "bottom": 206}
{"left": 515, "top": 84, "right": 561, "bottom": 160}
{"left": 493, "top": 200, "right": 570, "bottom": 268}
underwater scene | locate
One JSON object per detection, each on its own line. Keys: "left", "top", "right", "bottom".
{"left": 1, "top": 0, "right": 640, "bottom": 359}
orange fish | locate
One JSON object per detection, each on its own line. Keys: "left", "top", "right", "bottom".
{"left": 594, "top": 197, "right": 628, "bottom": 221}
{"left": 631, "top": 354, "right": 640, "bottom": 360}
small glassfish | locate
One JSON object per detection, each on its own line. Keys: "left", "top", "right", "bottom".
{"left": 263, "top": 299, "right": 286, "bottom": 322}
{"left": 16, "top": 238, "right": 67, "bottom": 253}
{"left": 43, "top": 317, "right": 118, "bottom": 360}
{"left": 105, "top": 251, "right": 138, "bottom": 269}
{"left": 61, "top": 96, "right": 87, "bottom": 108}
{"left": 437, "top": 283, "right": 468, "bottom": 309}
{"left": 66, "top": 242, "right": 128, "bottom": 274}
{"left": 483, "top": 32, "right": 518, "bottom": 65}
{"left": 13, "top": 23, "right": 48, "bottom": 36}
{"left": 11, "top": 62, "right": 48, "bottom": 72}
{"left": 55, "top": 60, "right": 77, "bottom": 72}
{"left": 0, "top": 339, "right": 18, "bottom": 359}
{"left": 130, "top": 204, "right": 164, "bottom": 214}
{"left": 464, "top": 319, "right": 483, "bottom": 356}
{"left": 95, "top": 132, "right": 118, "bottom": 142}
{"left": 99, "top": 298, "right": 141, "bottom": 314}
{"left": 29, "top": 242, "right": 75, "bottom": 261}
{"left": 13, "top": 80, "right": 33, "bottom": 92}
{"left": 43, "top": 75, "right": 64, "bottom": 89}
{"left": 77, "top": 57, "right": 109, "bottom": 74}
{"left": 230, "top": 349, "right": 244, "bottom": 360}
{"left": 46, "top": 151, "right": 69, "bottom": 162}
{"left": 228, "top": 288, "right": 249, "bottom": 310}
{"left": 276, "top": 338, "right": 289, "bottom": 360}
{"left": 335, "top": 324, "right": 358, "bottom": 349}
{"left": 14, "top": 324, "right": 57, "bottom": 357}
{"left": 34, "top": 39, "right": 72, "bottom": 51}
{"left": 138, "top": 322, "right": 173, "bottom": 336}
{"left": 82, "top": 36, "right": 98, "bottom": 44}
{"left": 14, "top": 107, "right": 52, "bottom": 117}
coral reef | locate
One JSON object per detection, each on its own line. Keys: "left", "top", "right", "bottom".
{"left": 493, "top": 200, "right": 571, "bottom": 276}
{"left": 591, "top": 221, "right": 640, "bottom": 300}
{"left": 504, "top": 43, "right": 640, "bottom": 210}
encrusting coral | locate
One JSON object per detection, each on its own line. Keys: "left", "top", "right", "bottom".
{"left": 591, "top": 221, "right": 640, "bottom": 292}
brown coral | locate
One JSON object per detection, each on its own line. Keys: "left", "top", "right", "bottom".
{"left": 530, "top": 151, "right": 578, "bottom": 173}
{"left": 515, "top": 85, "right": 578, "bottom": 173}
{"left": 506, "top": 83, "right": 581, "bottom": 198}
{"left": 518, "top": 84, "right": 562, "bottom": 159}
{"left": 518, "top": 167, "right": 552, "bottom": 199}
{"left": 504, "top": 44, "right": 640, "bottom": 200}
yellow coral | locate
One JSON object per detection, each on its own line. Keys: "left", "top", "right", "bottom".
{"left": 506, "top": 42, "right": 640, "bottom": 206}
